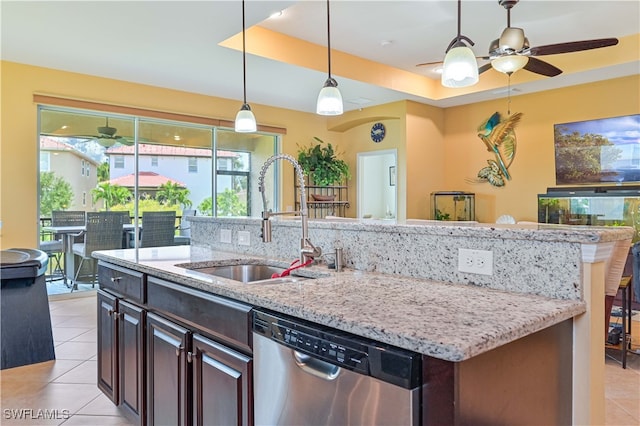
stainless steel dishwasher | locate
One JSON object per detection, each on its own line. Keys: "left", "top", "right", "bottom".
{"left": 252, "top": 309, "right": 422, "bottom": 426}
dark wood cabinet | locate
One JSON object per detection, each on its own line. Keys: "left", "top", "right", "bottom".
{"left": 97, "top": 290, "right": 145, "bottom": 424}
{"left": 97, "top": 289, "right": 145, "bottom": 425}
{"left": 98, "top": 262, "right": 254, "bottom": 426}
{"left": 97, "top": 290, "right": 118, "bottom": 403}
{"left": 192, "top": 334, "right": 253, "bottom": 426}
{"left": 146, "top": 312, "right": 190, "bottom": 426}
{"left": 118, "top": 300, "right": 145, "bottom": 423}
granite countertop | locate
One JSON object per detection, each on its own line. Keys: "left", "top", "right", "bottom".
{"left": 93, "top": 245, "right": 585, "bottom": 362}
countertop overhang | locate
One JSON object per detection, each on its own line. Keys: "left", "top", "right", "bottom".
{"left": 93, "top": 245, "right": 585, "bottom": 362}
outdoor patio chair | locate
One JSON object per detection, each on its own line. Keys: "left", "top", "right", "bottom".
{"left": 112, "top": 211, "right": 132, "bottom": 248}
{"left": 71, "top": 212, "right": 125, "bottom": 290}
{"left": 174, "top": 209, "right": 195, "bottom": 245}
{"left": 137, "top": 211, "right": 177, "bottom": 248}
{"left": 40, "top": 210, "right": 86, "bottom": 283}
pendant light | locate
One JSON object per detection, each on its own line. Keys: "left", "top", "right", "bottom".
{"left": 441, "top": 0, "right": 478, "bottom": 88}
{"left": 235, "top": 0, "right": 256, "bottom": 133}
{"left": 316, "top": 0, "right": 343, "bottom": 116}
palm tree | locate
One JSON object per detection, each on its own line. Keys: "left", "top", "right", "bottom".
{"left": 157, "top": 181, "right": 192, "bottom": 208}
{"left": 92, "top": 182, "right": 132, "bottom": 210}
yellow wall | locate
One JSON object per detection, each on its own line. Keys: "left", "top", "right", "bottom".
{"left": 2, "top": 60, "right": 639, "bottom": 248}
{"left": 0, "top": 61, "right": 347, "bottom": 248}
{"left": 443, "top": 75, "right": 639, "bottom": 223}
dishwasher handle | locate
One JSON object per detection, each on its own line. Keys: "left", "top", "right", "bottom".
{"left": 293, "top": 350, "right": 340, "bottom": 381}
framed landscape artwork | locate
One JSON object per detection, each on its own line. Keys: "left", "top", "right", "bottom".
{"left": 554, "top": 114, "right": 640, "bottom": 185}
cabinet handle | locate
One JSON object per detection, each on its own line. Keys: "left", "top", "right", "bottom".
{"left": 175, "top": 346, "right": 183, "bottom": 357}
{"left": 187, "top": 351, "right": 195, "bottom": 363}
{"left": 110, "top": 276, "right": 122, "bottom": 283}
{"left": 107, "top": 309, "right": 114, "bottom": 316}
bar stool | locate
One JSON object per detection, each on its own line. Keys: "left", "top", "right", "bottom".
{"left": 607, "top": 276, "right": 633, "bottom": 368}
{"left": 618, "top": 276, "right": 633, "bottom": 369}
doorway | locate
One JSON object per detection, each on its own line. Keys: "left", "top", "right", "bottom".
{"left": 357, "top": 149, "right": 397, "bottom": 220}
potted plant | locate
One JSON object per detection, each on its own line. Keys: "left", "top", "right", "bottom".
{"left": 297, "top": 137, "right": 350, "bottom": 187}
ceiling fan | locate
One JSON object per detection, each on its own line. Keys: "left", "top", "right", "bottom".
{"left": 417, "top": 0, "right": 619, "bottom": 79}
{"left": 479, "top": 0, "right": 619, "bottom": 76}
{"left": 87, "top": 118, "right": 134, "bottom": 147}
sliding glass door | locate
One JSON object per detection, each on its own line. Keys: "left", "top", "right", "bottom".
{"left": 38, "top": 106, "right": 279, "bottom": 294}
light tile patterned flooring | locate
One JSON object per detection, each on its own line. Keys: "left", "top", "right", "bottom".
{"left": 0, "top": 292, "right": 132, "bottom": 425}
{"left": 1, "top": 292, "right": 639, "bottom": 425}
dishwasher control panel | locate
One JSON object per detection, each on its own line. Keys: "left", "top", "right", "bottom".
{"left": 253, "top": 308, "right": 422, "bottom": 389}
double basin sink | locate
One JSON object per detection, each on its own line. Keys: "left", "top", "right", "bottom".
{"left": 177, "top": 259, "right": 326, "bottom": 285}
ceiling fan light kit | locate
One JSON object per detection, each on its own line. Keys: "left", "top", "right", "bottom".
{"left": 316, "top": 0, "right": 343, "bottom": 116}
{"left": 235, "top": 0, "right": 257, "bottom": 133}
{"left": 96, "top": 137, "right": 117, "bottom": 148}
{"left": 491, "top": 55, "right": 529, "bottom": 75}
{"left": 441, "top": 0, "right": 478, "bottom": 88}
{"left": 498, "top": 27, "right": 525, "bottom": 52}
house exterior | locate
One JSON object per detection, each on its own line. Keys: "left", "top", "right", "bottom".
{"left": 40, "top": 137, "right": 101, "bottom": 212}
{"left": 105, "top": 144, "right": 239, "bottom": 209}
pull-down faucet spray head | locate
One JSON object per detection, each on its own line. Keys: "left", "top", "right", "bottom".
{"left": 258, "top": 154, "right": 321, "bottom": 264}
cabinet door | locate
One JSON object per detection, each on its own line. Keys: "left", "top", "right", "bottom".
{"left": 147, "top": 312, "right": 190, "bottom": 426}
{"left": 118, "top": 300, "right": 145, "bottom": 424}
{"left": 192, "top": 334, "right": 253, "bottom": 426}
{"left": 97, "top": 289, "right": 118, "bottom": 403}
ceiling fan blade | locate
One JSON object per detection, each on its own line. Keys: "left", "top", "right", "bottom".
{"left": 478, "top": 63, "right": 493, "bottom": 74}
{"left": 416, "top": 60, "right": 443, "bottom": 67}
{"left": 526, "top": 38, "right": 618, "bottom": 56}
{"left": 523, "top": 56, "right": 562, "bottom": 77}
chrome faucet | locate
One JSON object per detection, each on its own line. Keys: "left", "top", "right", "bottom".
{"left": 258, "top": 154, "right": 322, "bottom": 265}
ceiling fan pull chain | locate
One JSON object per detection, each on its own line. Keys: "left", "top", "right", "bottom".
{"left": 507, "top": 75, "right": 512, "bottom": 116}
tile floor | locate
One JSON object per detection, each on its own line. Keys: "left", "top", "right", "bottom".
{"left": 1, "top": 291, "right": 639, "bottom": 425}
{"left": 1, "top": 292, "right": 133, "bottom": 425}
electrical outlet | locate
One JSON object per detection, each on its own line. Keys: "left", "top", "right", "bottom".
{"left": 220, "top": 229, "right": 232, "bottom": 244}
{"left": 458, "top": 248, "right": 493, "bottom": 275}
{"left": 238, "top": 231, "right": 251, "bottom": 246}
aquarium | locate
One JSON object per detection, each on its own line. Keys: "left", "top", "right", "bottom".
{"left": 538, "top": 185, "right": 640, "bottom": 241}
{"left": 431, "top": 191, "right": 475, "bottom": 221}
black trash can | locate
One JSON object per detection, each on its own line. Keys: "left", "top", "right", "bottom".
{"left": 1, "top": 248, "right": 55, "bottom": 369}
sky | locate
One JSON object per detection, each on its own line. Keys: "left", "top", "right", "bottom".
{"left": 556, "top": 114, "right": 640, "bottom": 146}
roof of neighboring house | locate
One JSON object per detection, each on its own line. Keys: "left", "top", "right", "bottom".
{"left": 40, "top": 137, "right": 101, "bottom": 165}
{"left": 106, "top": 143, "right": 239, "bottom": 158}
{"left": 107, "top": 171, "right": 185, "bottom": 188}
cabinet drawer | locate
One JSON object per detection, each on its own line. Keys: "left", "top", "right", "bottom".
{"left": 98, "top": 261, "right": 146, "bottom": 303}
{"left": 147, "top": 277, "right": 252, "bottom": 353}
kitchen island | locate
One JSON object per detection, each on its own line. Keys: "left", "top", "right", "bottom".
{"left": 93, "top": 218, "right": 632, "bottom": 425}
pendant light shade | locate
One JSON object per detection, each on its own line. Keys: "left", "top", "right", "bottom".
{"left": 235, "top": 0, "right": 257, "bottom": 133}
{"left": 235, "top": 103, "right": 257, "bottom": 133}
{"left": 441, "top": 45, "right": 479, "bottom": 88}
{"left": 441, "top": 0, "right": 478, "bottom": 88}
{"left": 316, "top": 0, "right": 343, "bottom": 116}
{"left": 491, "top": 55, "right": 529, "bottom": 75}
{"left": 317, "top": 77, "right": 343, "bottom": 115}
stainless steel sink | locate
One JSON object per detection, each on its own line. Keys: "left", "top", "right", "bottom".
{"left": 193, "top": 264, "right": 288, "bottom": 283}
{"left": 182, "top": 262, "right": 315, "bottom": 284}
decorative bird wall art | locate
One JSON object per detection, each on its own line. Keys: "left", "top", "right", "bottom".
{"left": 474, "top": 111, "right": 523, "bottom": 187}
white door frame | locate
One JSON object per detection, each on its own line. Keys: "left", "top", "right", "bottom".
{"left": 357, "top": 149, "right": 397, "bottom": 219}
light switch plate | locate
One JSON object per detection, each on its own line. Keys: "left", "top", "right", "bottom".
{"left": 238, "top": 231, "right": 251, "bottom": 246}
{"left": 220, "top": 229, "right": 232, "bottom": 244}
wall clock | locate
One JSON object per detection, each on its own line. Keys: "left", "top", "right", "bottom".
{"left": 370, "top": 122, "right": 385, "bottom": 143}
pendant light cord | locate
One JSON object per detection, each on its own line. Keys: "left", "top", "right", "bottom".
{"left": 242, "top": 0, "right": 247, "bottom": 104}
{"left": 456, "top": 0, "right": 461, "bottom": 39}
{"left": 326, "top": 0, "right": 332, "bottom": 78}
